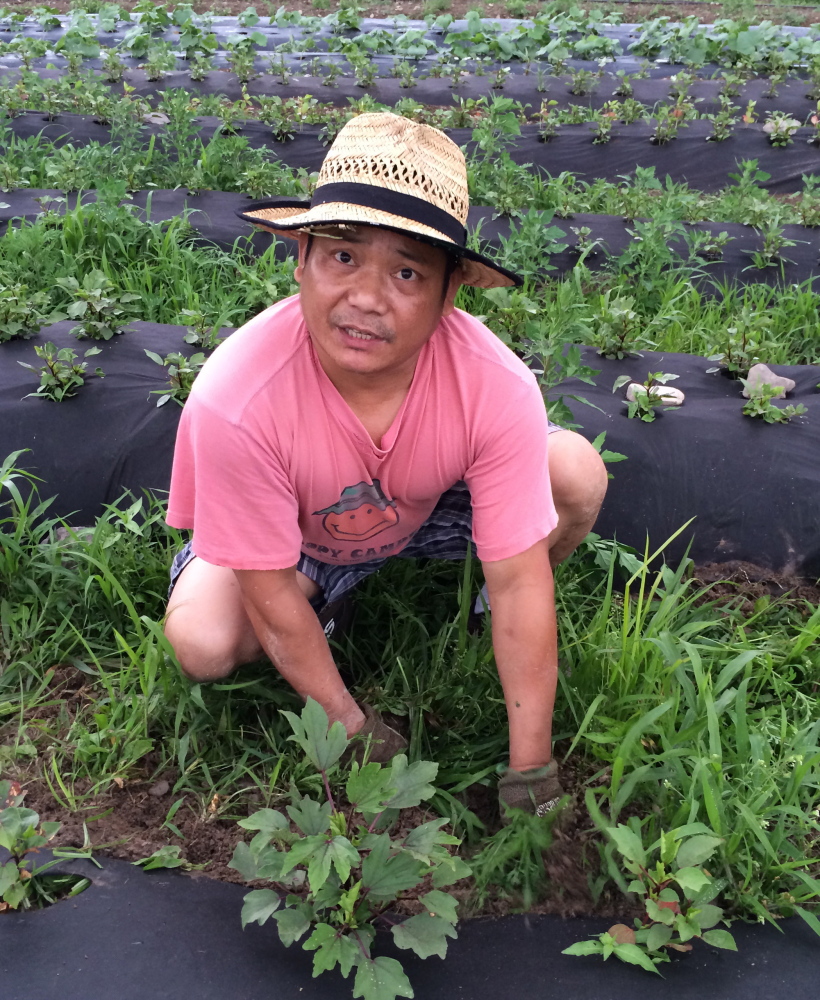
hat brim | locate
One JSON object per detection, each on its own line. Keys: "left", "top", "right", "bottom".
{"left": 236, "top": 199, "right": 523, "bottom": 289}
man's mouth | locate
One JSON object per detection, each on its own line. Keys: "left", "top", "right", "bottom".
{"left": 343, "top": 327, "right": 379, "bottom": 341}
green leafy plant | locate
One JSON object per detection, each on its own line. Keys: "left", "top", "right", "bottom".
{"left": 0, "top": 283, "right": 56, "bottom": 341}
{"left": 763, "top": 112, "right": 801, "bottom": 147}
{"left": 57, "top": 269, "right": 140, "bottom": 341}
{"left": 145, "top": 350, "right": 206, "bottom": 407}
{"left": 18, "top": 343, "right": 104, "bottom": 402}
{"left": 592, "top": 292, "right": 652, "bottom": 359}
{"left": 740, "top": 382, "right": 807, "bottom": 424}
{"left": 0, "top": 779, "right": 92, "bottom": 911}
{"left": 613, "top": 372, "right": 680, "bottom": 422}
{"left": 132, "top": 846, "right": 208, "bottom": 871}
{"left": 706, "top": 313, "right": 774, "bottom": 377}
{"left": 229, "top": 699, "right": 469, "bottom": 1000}
{"left": 178, "top": 309, "right": 224, "bottom": 350}
{"left": 563, "top": 823, "right": 737, "bottom": 973}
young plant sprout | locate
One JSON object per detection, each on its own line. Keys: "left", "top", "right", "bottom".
{"left": 741, "top": 382, "right": 807, "bottom": 424}
{"left": 19, "top": 342, "right": 105, "bottom": 402}
{"left": 613, "top": 372, "right": 682, "bottom": 422}
{"left": 763, "top": 112, "right": 801, "bottom": 147}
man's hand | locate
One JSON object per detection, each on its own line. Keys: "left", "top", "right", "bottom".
{"left": 234, "top": 567, "right": 365, "bottom": 736}
{"left": 482, "top": 537, "right": 558, "bottom": 773}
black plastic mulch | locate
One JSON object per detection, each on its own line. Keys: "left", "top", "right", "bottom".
{"left": 1, "top": 854, "right": 818, "bottom": 1000}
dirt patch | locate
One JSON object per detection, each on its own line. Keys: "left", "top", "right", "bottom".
{"left": 8, "top": 749, "right": 625, "bottom": 920}
{"left": 693, "top": 560, "right": 820, "bottom": 613}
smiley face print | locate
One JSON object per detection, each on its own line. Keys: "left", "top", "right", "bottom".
{"left": 313, "top": 480, "right": 399, "bottom": 542}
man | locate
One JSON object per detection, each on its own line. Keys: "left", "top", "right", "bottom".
{"left": 163, "top": 113, "right": 607, "bottom": 818}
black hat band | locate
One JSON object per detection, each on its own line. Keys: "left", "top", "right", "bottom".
{"left": 310, "top": 182, "right": 467, "bottom": 246}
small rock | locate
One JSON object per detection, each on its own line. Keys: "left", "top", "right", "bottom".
{"left": 149, "top": 780, "right": 170, "bottom": 798}
{"left": 142, "top": 112, "right": 170, "bottom": 125}
{"left": 742, "top": 363, "right": 795, "bottom": 399}
{"left": 626, "top": 383, "right": 685, "bottom": 406}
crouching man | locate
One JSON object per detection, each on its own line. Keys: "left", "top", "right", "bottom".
{"left": 163, "top": 113, "right": 607, "bottom": 818}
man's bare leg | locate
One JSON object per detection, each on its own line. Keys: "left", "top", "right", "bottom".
{"left": 546, "top": 429, "right": 609, "bottom": 565}
{"left": 164, "top": 559, "right": 320, "bottom": 682}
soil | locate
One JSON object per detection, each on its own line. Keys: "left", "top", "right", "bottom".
{"left": 5, "top": 675, "right": 629, "bottom": 922}
{"left": 4, "top": 1, "right": 820, "bottom": 29}
{"left": 693, "top": 559, "right": 820, "bottom": 613}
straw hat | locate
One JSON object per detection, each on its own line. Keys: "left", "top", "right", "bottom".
{"left": 235, "top": 112, "right": 522, "bottom": 289}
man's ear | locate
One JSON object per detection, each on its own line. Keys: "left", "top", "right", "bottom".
{"left": 441, "top": 264, "right": 465, "bottom": 318}
{"left": 294, "top": 232, "right": 310, "bottom": 284}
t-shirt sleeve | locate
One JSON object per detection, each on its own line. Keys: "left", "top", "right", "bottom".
{"left": 165, "top": 396, "right": 303, "bottom": 570}
{"left": 464, "top": 376, "right": 558, "bottom": 563}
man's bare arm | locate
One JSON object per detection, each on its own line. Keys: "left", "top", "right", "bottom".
{"left": 482, "top": 538, "right": 558, "bottom": 771}
{"left": 234, "top": 568, "right": 365, "bottom": 735}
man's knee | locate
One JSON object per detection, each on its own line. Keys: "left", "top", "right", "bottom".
{"left": 164, "top": 616, "right": 242, "bottom": 683}
{"left": 548, "top": 430, "right": 608, "bottom": 525}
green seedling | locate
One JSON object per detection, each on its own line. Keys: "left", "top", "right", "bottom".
{"left": 706, "top": 314, "right": 774, "bottom": 378}
{"left": 563, "top": 823, "right": 737, "bottom": 972}
{"left": 0, "top": 779, "right": 92, "bottom": 911}
{"left": 145, "top": 350, "right": 207, "bottom": 407}
{"left": 132, "top": 846, "right": 208, "bottom": 871}
{"left": 57, "top": 269, "right": 140, "bottom": 341}
{"left": 179, "top": 309, "right": 224, "bottom": 351}
{"left": 613, "top": 372, "right": 680, "bottom": 423}
{"left": 593, "top": 292, "right": 652, "bottom": 360}
{"left": 740, "top": 382, "right": 807, "bottom": 424}
{"left": 688, "top": 230, "right": 733, "bottom": 260}
{"left": 18, "top": 343, "right": 104, "bottom": 402}
{"left": 763, "top": 112, "right": 800, "bottom": 147}
{"left": 0, "top": 284, "right": 56, "bottom": 342}
{"left": 230, "top": 699, "right": 469, "bottom": 1000}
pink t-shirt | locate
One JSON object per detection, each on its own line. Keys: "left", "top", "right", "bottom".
{"left": 166, "top": 295, "right": 557, "bottom": 568}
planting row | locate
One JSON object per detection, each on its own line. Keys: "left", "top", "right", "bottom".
{"left": 3, "top": 7, "right": 820, "bottom": 76}
{"left": 3, "top": 319, "right": 819, "bottom": 578}
{"left": 8, "top": 56, "right": 820, "bottom": 121}
{"left": 4, "top": 107, "right": 820, "bottom": 194}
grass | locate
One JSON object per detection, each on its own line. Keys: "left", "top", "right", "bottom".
{"left": 1, "top": 459, "right": 818, "bottom": 926}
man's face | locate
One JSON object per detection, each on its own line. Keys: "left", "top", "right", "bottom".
{"left": 294, "top": 226, "right": 462, "bottom": 383}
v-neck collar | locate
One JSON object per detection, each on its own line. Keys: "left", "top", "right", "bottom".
{"left": 308, "top": 335, "right": 434, "bottom": 458}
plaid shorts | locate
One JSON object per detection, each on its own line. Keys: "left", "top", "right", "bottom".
{"left": 168, "top": 425, "right": 564, "bottom": 612}
{"left": 169, "top": 480, "right": 478, "bottom": 612}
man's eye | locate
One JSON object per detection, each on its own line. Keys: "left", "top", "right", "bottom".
{"left": 336, "top": 251, "right": 353, "bottom": 264}
{"left": 398, "top": 267, "right": 416, "bottom": 280}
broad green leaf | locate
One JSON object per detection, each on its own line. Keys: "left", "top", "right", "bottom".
{"left": 659, "top": 829, "right": 679, "bottom": 866}
{"left": 0, "top": 860, "right": 19, "bottom": 896}
{"left": 287, "top": 796, "right": 332, "bottom": 836}
{"left": 282, "top": 698, "right": 347, "bottom": 772}
{"left": 674, "top": 912, "right": 699, "bottom": 943}
{"left": 273, "top": 905, "right": 313, "bottom": 947}
{"left": 383, "top": 756, "right": 438, "bottom": 809}
{"left": 239, "top": 808, "right": 290, "bottom": 835}
{"left": 144, "top": 349, "right": 165, "bottom": 366}
{"left": 307, "top": 836, "right": 359, "bottom": 892}
{"left": 305, "top": 923, "right": 360, "bottom": 978}
{"left": 562, "top": 940, "right": 603, "bottom": 956}
{"left": 613, "top": 943, "right": 662, "bottom": 974}
{"left": 3, "top": 879, "right": 26, "bottom": 909}
{"left": 280, "top": 835, "right": 328, "bottom": 878}
{"left": 702, "top": 929, "right": 738, "bottom": 951}
{"left": 608, "top": 825, "right": 646, "bottom": 866}
{"left": 353, "top": 955, "right": 414, "bottom": 1000}
{"left": 676, "top": 835, "right": 723, "bottom": 870}
{"left": 645, "top": 899, "right": 675, "bottom": 925}
{"left": 674, "top": 867, "right": 712, "bottom": 896}
{"left": 240, "top": 888, "right": 281, "bottom": 928}
{"left": 646, "top": 922, "right": 673, "bottom": 952}
{"left": 403, "top": 819, "right": 458, "bottom": 858}
{"left": 692, "top": 903, "right": 723, "bottom": 930}
{"left": 420, "top": 889, "right": 459, "bottom": 924}
{"left": 361, "top": 834, "right": 426, "bottom": 901}
{"left": 228, "top": 841, "right": 259, "bottom": 881}
{"left": 431, "top": 854, "right": 472, "bottom": 888}
{"left": 392, "top": 913, "right": 457, "bottom": 959}
{"left": 256, "top": 845, "right": 287, "bottom": 881}
{"left": 346, "top": 761, "right": 397, "bottom": 814}
{"left": 0, "top": 806, "right": 40, "bottom": 847}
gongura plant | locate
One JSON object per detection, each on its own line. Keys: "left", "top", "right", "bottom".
{"left": 229, "top": 699, "right": 469, "bottom": 1000}
{"left": 613, "top": 372, "right": 681, "bottom": 422}
{"left": 18, "top": 343, "right": 105, "bottom": 402}
{"left": 0, "top": 779, "right": 92, "bottom": 911}
{"left": 57, "top": 269, "right": 140, "bottom": 341}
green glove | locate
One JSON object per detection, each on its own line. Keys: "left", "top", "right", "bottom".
{"left": 498, "top": 762, "right": 565, "bottom": 822}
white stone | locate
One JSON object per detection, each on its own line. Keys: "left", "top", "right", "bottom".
{"left": 742, "top": 363, "right": 796, "bottom": 399}
{"left": 626, "top": 383, "right": 685, "bottom": 406}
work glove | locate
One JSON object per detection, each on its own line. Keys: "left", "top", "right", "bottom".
{"left": 498, "top": 762, "right": 565, "bottom": 823}
{"left": 344, "top": 702, "right": 408, "bottom": 767}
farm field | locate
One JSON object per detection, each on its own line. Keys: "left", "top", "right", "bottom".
{"left": 1, "top": 3, "right": 819, "bottom": 997}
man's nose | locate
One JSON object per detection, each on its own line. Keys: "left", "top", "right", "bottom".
{"left": 344, "top": 262, "right": 388, "bottom": 313}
